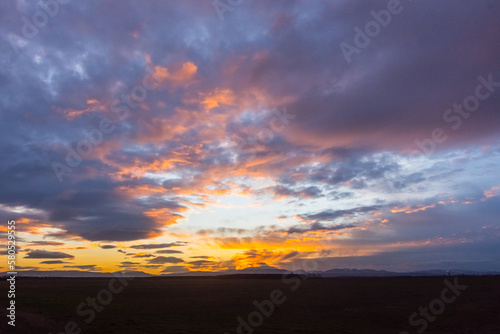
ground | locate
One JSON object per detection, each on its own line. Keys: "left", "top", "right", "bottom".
{"left": 1, "top": 275, "right": 499, "bottom": 333}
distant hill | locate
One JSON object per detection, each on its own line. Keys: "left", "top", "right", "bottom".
{"left": 320, "top": 268, "right": 500, "bottom": 277}
{"left": 164, "top": 267, "right": 500, "bottom": 277}
{"left": 320, "top": 268, "right": 398, "bottom": 277}
{"left": 3, "top": 267, "right": 499, "bottom": 278}
{"left": 163, "top": 264, "right": 289, "bottom": 277}
{"left": 3, "top": 270, "right": 153, "bottom": 278}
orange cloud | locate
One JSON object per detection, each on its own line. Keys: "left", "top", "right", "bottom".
{"left": 230, "top": 249, "right": 301, "bottom": 269}
{"left": 391, "top": 204, "right": 435, "bottom": 214}
{"left": 200, "top": 88, "right": 235, "bottom": 111}
{"left": 145, "top": 55, "right": 197, "bottom": 83}
{"left": 483, "top": 185, "right": 500, "bottom": 200}
{"left": 9, "top": 218, "right": 52, "bottom": 235}
{"left": 62, "top": 99, "right": 107, "bottom": 120}
{"left": 144, "top": 208, "right": 185, "bottom": 226}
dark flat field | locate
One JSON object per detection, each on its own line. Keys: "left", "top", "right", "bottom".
{"left": 1, "top": 275, "right": 499, "bottom": 333}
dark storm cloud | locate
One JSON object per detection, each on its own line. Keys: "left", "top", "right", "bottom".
{"left": 24, "top": 250, "right": 74, "bottom": 259}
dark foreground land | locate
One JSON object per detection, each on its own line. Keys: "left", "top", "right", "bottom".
{"left": 1, "top": 275, "right": 499, "bottom": 333}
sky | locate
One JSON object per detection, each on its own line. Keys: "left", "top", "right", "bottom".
{"left": 1, "top": 0, "right": 500, "bottom": 275}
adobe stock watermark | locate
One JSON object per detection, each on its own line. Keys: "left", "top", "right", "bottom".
{"left": 7, "top": 0, "right": 72, "bottom": 54}
{"left": 51, "top": 65, "right": 163, "bottom": 182}
{"left": 213, "top": 0, "right": 245, "bottom": 21}
{"left": 414, "top": 73, "right": 500, "bottom": 156}
{"left": 340, "top": 0, "right": 415, "bottom": 64}
{"left": 399, "top": 277, "right": 467, "bottom": 334}
{"left": 6, "top": 220, "right": 17, "bottom": 328}
{"left": 48, "top": 272, "right": 134, "bottom": 334}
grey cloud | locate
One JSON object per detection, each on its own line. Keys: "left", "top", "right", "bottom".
{"left": 156, "top": 250, "right": 183, "bottom": 254}
{"left": 286, "top": 222, "right": 357, "bottom": 235}
{"left": 130, "top": 242, "right": 188, "bottom": 249}
{"left": 40, "top": 260, "right": 69, "bottom": 264}
{"left": 299, "top": 205, "right": 381, "bottom": 222}
{"left": 148, "top": 256, "right": 184, "bottom": 264}
{"left": 63, "top": 265, "right": 98, "bottom": 270}
{"left": 24, "top": 250, "right": 74, "bottom": 259}
{"left": 100, "top": 244, "right": 117, "bottom": 249}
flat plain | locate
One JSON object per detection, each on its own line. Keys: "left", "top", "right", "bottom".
{"left": 1, "top": 275, "right": 499, "bottom": 333}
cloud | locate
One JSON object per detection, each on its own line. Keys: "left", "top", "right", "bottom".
{"left": 0, "top": 0, "right": 499, "bottom": 273}
{"left": 143, "top": 265, "right": 162, "bottom": 269}
{"left": 63, "top": 265, "right": 98, "bottom": 271}
{"left": 229, "top": 249, "right": 305, "bottom": 269}
{"left": 119, "top": 261, "right": 141, "bottom": 268}
{"left": 15, "top": 266, "right": 40, "bottom": 270}
{"left": 28, "top": 241, "right": 65, "bottom": 246}
{"left": 132, "top": 253, "right": 155, "bottom": 258}
{"left": 261, "top": 185, "right": 323, "bottom": 200}
{"left": 196, "top": 228, "right": 248, "bottom": 236}
{"left": 99, "top": 244, "right": 117, "bottom": 249}
{"left": 147, "top": 256, "right": 184, "bottom": 264}
{"left": 24, "top": 250, "right": 75, "bottom": 259}
{"left": 156, "top": 250, "right": 183, "bottom": 254}
{"left": 161, "top": 266, "right": 189, "bottom": 273}
{"left": 40, "top": 260, "right": 69, "bottom": 264}
{"left": 392, "top": 172, "right": 426, "bottom": 190}
{"left": 298, "top": 205, "right": 382, "bottom": 222}
{"left": 130, "top": 242, "right": 188, "bottom": 249}
{"left": 281, "top": 251, "right": 299, "bottom": 261}
{"left": 286, "top": 222, "right": 357, "bottom": 235}
{"left": 327, "top": 191, "right": 354, "bottom": 201}
{"left": 188, "top": 260, "right": 216, "bottom": 267}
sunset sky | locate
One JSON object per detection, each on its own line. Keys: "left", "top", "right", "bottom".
{"left": 1, "top": 0, "right": 500, "bottom": 275}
